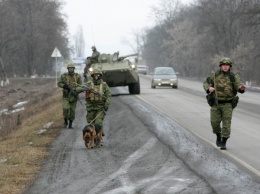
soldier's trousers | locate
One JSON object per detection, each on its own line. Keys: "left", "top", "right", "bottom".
{"left": 63, "top": 99, "right": 77, "bottom": 121}
{"left": 86, "top": 109, "right": 105, "bottom": 127}
{"left": 210, "top": 103, "right": 233, "bottom": 138}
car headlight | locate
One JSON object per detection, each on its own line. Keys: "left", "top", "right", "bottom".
{"left": 130, "top": 64, "right": 136, "bottom": 69}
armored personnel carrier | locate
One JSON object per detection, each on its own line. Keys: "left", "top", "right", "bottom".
{"left": 89, "top": 52, "right": 140, "bottom": 94}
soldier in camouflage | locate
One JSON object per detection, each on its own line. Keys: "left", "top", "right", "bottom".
{"left": 80, "top": 68, "right": 111, "bottom": 132}
{"left": 83, "top": 46, "right": 100, "bottom": 79}
{"left": 57, "top": 62, "right": 82, "bottom": 129}
{"left": 203, "top": 57, "right": 246, "bottom": 150}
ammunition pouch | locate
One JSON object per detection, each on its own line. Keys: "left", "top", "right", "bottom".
{"left": 231, "top": 96, "right": 239, "bottom": 109}
{"left": 206, "top": 93, "right": 215, "bottom": 107}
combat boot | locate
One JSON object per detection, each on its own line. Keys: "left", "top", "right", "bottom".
{"left": 220, "top": 137, "right": 229, "bottom": 150}
{"left": 63, "top": 119, "right": 68, "bottom": 128}
{"left": 216, "top": 133, "right": 221, "bottom": 147}
{"left": 68, "top": 120, "right": 74, "bottom": 129}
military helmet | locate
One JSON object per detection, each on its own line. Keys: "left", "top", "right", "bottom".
{"left": 91, "top": 46, "right": 96, "bottom": 50}
{"left": 219, "top": 57, "right": 232, "bottom": 66}
{"left": 91, "top": 68, "right": 102, "bottom": 76}
{"left": 67, "top": 62, "right": 75, "bottom": 68}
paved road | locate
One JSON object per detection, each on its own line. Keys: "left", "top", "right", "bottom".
{"left": 139, "top": 75, "right": 260, "bottom": 177}
{"left": 24, "top": 76, "right": 260, "bottom": 194}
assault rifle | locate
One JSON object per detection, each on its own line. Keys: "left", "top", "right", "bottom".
{"left": 62, "top": 81, "right": 83, "bottom": 105}
{"left": 75, "top": 83, "right": 107, "bottom": 99}
{"left": 211, "top": 71, "right": 218, "bottom": 106}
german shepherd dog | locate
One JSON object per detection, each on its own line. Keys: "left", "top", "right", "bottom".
{"left": 82, "top": 124, "right": 103, "bottom": 149}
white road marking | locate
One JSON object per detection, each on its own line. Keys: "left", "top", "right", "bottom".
{"left": 136, "top": 95, "right": 260, "bottom": 177}
{"left": 87, "top": 138, "right": 157, "bottom": 194}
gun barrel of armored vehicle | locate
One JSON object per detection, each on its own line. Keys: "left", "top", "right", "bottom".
{"left": 89, "top": 51, "right": 140, "bottom": 94}
{"left": 118, "top": 53, "right": 138, "bottom": 61}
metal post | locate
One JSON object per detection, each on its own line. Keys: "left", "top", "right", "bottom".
{"left": 51, "top": 47, "right": 62, "bottom": 87}
{"left": 55, "top": 57, "right": 57, "bottom": 87}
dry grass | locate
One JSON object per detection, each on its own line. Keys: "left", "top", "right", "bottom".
{"left": 0, "top": 78, "right": 58, "bottom": 138}
{"left": 0, "top": 87, "right": 63, "bottom": 194}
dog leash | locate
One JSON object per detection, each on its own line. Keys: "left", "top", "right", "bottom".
{"left": 89, "top": 110, "right": 105, "bottom": 124}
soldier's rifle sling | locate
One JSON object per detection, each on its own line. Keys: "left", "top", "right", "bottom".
{"left": 89, "top": 110, "right": 106, "bottom": 124}
{"left": 212, "top": 71, "right": 218, "bottom": 106}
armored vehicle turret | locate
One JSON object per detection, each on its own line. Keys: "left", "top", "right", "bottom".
{"left": 89, "top": 52, "right": 140, "bottom": 94}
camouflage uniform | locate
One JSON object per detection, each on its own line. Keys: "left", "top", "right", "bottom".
{"left": 203, "top": 57, "right": 245, "bottom": 149}
{"left": 84, "top": 46, "right": 100, "bottom": 76}
{"left": 57, "top": 65, "right": 82, "bottom": 128}
{"left": 79, "top": 68, "right": 111, "bottom": 128}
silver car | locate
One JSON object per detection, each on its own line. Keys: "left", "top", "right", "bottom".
{"left": 151, "top": 67, "right": 178, "bottom": 89}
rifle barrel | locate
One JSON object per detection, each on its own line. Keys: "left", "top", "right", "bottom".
{"left": 75, "top": 83, "right": 107, "bottom": 99}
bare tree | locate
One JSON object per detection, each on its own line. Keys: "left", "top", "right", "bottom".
{"left": 240, "top": 0, "right": 260, "bottom": 26}
{"left": 121, "top": 29, "right": 144, "bottom": 57}
{"left": 142, "top": 25, "right": 170, "bottom": 70}
{"left": 166, "top": 18, "right": 201, "bottom": 77}
{"left": 0, "top": 0, "right": 70, "bottom": 79}
{"left": 0, "top": 0, "right": 15, "bottom": 85}
{"left": 74, "top": 25, "right": 85, "bottom": 57}
{"left": 143, "top": 0, "right": 195, "bottom": 73}
{"left": 141, "top": 0, "right": 260, "bottom": 84}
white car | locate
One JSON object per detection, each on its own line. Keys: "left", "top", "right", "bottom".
{"left": 137, "top": 65, "right": 148, "bottom": 75}
{"left": 151, "top": 67, "right": 178, "bottom": 89}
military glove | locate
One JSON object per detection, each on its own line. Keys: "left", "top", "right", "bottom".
{"left": 63, "top": 84, "right": 70, "bottom": 91}
{"left": 239, "top": 85, "right": 245, "bottom": 93}
{"left": 103, "top": 106, "right": 108, "bottom": 111}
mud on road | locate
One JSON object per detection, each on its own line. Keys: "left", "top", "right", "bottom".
{"left": 24, "top": 91, "right": 260, "bottom": 194}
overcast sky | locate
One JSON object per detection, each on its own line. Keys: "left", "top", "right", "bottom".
{"left": 62, "top": 0, "right": 193, "bottom": 57}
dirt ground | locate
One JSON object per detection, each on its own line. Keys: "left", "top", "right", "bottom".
{"left": 0, "top": 78, "right": 56, "bottom": 109}
{"left": 0, "top": 77, "right": 62, "bottom": 194}
{"left": 2, "top": 79, "right": 260, "bottom": 194}
{"left": 23, "top": 89, "right": 260, "bottom": 194}
{"left": 23, "top": 93, "right": 215, "bottom": 194}
{"left": 0, "top": 78, "right": 56, "bottom": 137}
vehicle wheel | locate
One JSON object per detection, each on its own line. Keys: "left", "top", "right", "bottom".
{"left": 172, "top": 85, "right": 178, "bottom": 89}
{"left": 129, "top": 82, "right": 140, "bottom": 94}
